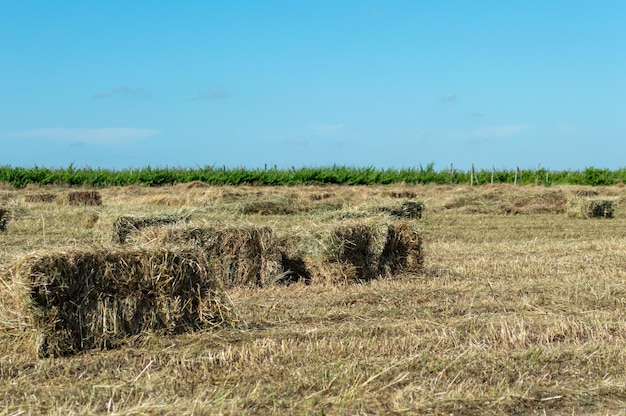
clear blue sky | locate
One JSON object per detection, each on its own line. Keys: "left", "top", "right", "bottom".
{"left": 1, "top": 1, "right": 625, "bottom": 171}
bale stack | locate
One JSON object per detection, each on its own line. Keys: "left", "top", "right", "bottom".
{"left": 0, "top": 247, "right": 237, "bottom": 358}
{"left": 381, "top": 200, "right": 425, "bottom": 219}
{"left": 156, "top": 225, "right": 283, "bottom": 288}
{"left": 67, "top": 191, "right": 102, "bottom": 206}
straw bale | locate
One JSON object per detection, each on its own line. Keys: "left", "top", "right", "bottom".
{"left": 113, "top": 214, "right": 190, "bottom": 243}
{"left": 237, "top": 199, "right": 297, "bottom": 215}
{"left": 0, "top": 247, "right": 236, "bottom": 358}
{"left": 24, "top": 193, "right": 57, "bottom": 203}
{"left": 67, "top": 191, "right": 102, "bottom": 206}
{"left": 584, "top": 200, "right": 615, "bottom": 218}
{"left": 567, "top": 198, "right": 616, "bottom": 219}
{"left": 378, "top": 221, "right": 424, "bottom": 276}
{"left": 156, "top": 225, "right": 283, "bottom": 288}
{"left": 0, "top": 207, "right": 9, "bottom": 232}
{"left": 381, "top": 200, "right": 425, "bottom": 219}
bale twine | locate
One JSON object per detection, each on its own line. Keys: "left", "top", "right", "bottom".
{"left": 0, "top": 247, "right": 237, "bottom": 358}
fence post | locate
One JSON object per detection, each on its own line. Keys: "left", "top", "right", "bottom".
{"left": 450, "top": 163, "right": 454, "bottom": 184}
{"left": 491, "top": 166, "right": 495, "bottom": 184}
{"left": 470, "top": 164, "right": 474, "bottom": 186}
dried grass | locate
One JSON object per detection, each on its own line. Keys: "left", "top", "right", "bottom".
{"left": 0, "top": 246, "right": 237, "bottom": 358}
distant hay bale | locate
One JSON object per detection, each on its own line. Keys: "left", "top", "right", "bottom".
{"left": 237, "top": 199, "right": 297, "bottom": 215}
{"left": 387, "top": 191, "right": 418, "bottom": 199}
{"left": 24, "top": 193, "right": 57, "bottom": 203}
{"left": 156, "top": 225, "right": 283, "bottom": 288}
{"left": 113, "top": 214, "right": 190, "bottom": 243}
{"left": 67, "top": 191, "right": 102, "bottom": 206}
{"left": 381, "top": 200, "right": 425, "bottom": 219}
{"left": 584, "top": 200, "right": 615, "bottom": 218}
{"left": 0, "top": 207, "right": 9, "bottom": 232}
{"left": 567, "top": 198, "right": 616, "bottom": 219}
{"left": 0, "top": 247, "right": 236, "bottom": 358}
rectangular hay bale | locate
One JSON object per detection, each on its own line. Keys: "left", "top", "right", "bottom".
{"left": 68, "top": 191, "right": 102, "bottom": 206}
{"left": 157, "top": 225, "right": 283, "bottom": 288}
{"left": 0, "top": 247, "right": 236, "bottom": 358}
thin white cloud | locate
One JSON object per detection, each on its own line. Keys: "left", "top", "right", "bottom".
{"left": 440, "top": 93, "right": 457, "bottom": 102}
{"left": 470, "top": 124, "right": 531, "bottom": 139}
{"left": 93, "top": 91, "right": 111, "bottom": 99}
{"left": 10, "top": 128, "right": 161, "bottom": 145}
{"left": 311, "top": 123, "right": 344, "bottom": 135}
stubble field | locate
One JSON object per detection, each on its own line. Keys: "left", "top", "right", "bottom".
{"left": 1, "top": 183, "right": 626, "bottom": 415}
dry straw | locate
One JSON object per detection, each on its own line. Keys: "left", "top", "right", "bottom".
{"left": 67, "top": 191, "right": 102, "bottom": 206}
{"left": 0, "top": 247, "right": 237, "bottom": 358}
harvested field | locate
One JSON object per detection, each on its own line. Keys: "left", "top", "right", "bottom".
{"left": 1, "top": 184, "right": 626, "bottom": 414}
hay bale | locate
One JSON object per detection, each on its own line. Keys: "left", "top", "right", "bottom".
{"left": 0, "top": 207, "right": 9, "bottom": 232}
{"left": 113, "top": 214, "right": 190, "bottom": 243}
{"left": 584, "top": 200, "right": 615, "bottom": 218}
{"left": 0, "top": 247, "right": 236, "bottom": 358}
{"left": 237, "top": 199, "right": 297, "bottom": 215}
{"left": 67, "top": 191, "right": 102, "bottom": 206}
{"left": 567, "top": 198, "right": 616, "bottom": 219}
{"left": 378, "top": 221, "right": 424, "bottom": 276}
{"left": 24, "top": 193, "right": 57, "bottom": 203}
{"left": 156, "top": 225, "right": 283, "bottom": 288}
{"left": 381, "top": 200, "right": 425, "bottom": 219}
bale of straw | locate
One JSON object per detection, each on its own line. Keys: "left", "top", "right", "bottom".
{"left": 24, "top": 193, "right": 57, "bottom": 203}
{"left": 381, "top": 200, "right": 425, "bottom": 219}
{"left": 156, "top": 225, "right": 283, "bottom": 288}
{"left": 378, "top": 221, "right": 424, "bottom": 276}
{"left": 289, "top": 220, "right": 389, "bottom": 284}
{"left": 567, "top": 198, "right": 616, "bottom": 219}
{"left": 0, "top": 207, "right": 9, "bottom": 232}
{"left": 113, "top": 214, "right": 190, "bottom": 243}
{"left": 0, "top": 247, "right": 237, "bottom": 358}
{"left": 584, "top": 200, "right": 615, "bottom": 218}
{"left": 67, "top": 191, "right": 102, "bottom": 206}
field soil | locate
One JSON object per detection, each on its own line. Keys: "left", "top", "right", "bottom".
{"left": 1, "top": 183, "right": 626, "bottom": 415}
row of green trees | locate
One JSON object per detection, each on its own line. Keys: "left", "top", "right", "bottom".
{"left": 0, "top": 164, "right": 622, "bottom": 188}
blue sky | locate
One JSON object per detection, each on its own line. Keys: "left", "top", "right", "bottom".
{"left": 1, "top": 1, "right": 625, "bottom": 171}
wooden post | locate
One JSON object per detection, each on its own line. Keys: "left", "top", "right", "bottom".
{"left": 470, "top": 164, "right": 474, "bottom": 186}
{"left": 514, "top": 167, "right": 518, "bottom": 185}
{"left": 491, "top": 166, "right": 495, "bottom": 184}
{"left": 450, "top": 163, "right": 454, "bottom": 184}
